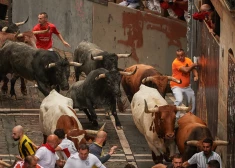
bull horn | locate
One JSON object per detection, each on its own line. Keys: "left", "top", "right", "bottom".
{"left": 33, "top": 27, "right": 50, "bottom": 35}
{"left": 99, "top": 122, "right": 106, "bottom": 131}
{"left": 167, "top": 76, "right": 182, "bottom": 84}
{"left": 14, "top": 30, "right": 21, "bottom": 38}
{"left": 142, "top": 77, "right": 153, "bottom": 84}
{"left": 213, "top": 140, "right": 229, "bottom": 146}
{"left": 91, "top": 54, "right": 103, "bottom": 60}
{"left": 186, "top": 140, "right": 199, "bottom": 146}
{"left": 117, "top": 53, "right": 132, "bottom": 58}
{"left": 144, "top": 99, "right": 159, "bottom": 113}
{"left": 95, "top": 73, "right": 106, "bottom": 80}
{"left": 2, "top": 26, "right": 8, "bottom": 32}
{"left": 69, "top": 134, "right": 85, "bottom": 142}
{"left": 86, "top": 130, "right": 98, "bottom": 135}
{"left": 0, "top": 160, "right": 11, "bottom": 167}
{"left": 176, "top": 105, "right": 192, "bottom": 112}
{"left": 120, "top": 66, "right": 137, "bottom": 76}
{"left": 15, "top": 16, "right": 29, "bottom": 26}
{"left": 45, "top": 63, "right": 56, "bottom": 68}
{"left": 69, "top": 62, "right": 82, "bottom": 67}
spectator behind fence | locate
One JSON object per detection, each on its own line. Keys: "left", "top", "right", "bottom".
{"left": 182, "top": 138, "right": 222, "bottom": 168}
{"left": 160, "top": 0, "right": 188, "bottom": 21}
{"left": 89, "top": 131, "right": 117, "bottom": 164}
{"left": 192, "top": 4, "right": 212, "bottom": 23}
{"left": 207, "top": 160, "right": 220, "bottom": 168}
{"left": 208, "top": 11, "right": 220, "bottom": 42}
{"left": 119, "top": 0, "right": 140, "bottom": 9}
{"left": 12, "top": 125, "right": 38, "bottom": 160}
{"left": 32, "top": 12, "right": 70, "bottom": 51}
{"left": 146, "top": 0, "right": 161, "bottom": 13}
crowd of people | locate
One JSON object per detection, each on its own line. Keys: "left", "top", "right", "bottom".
{"left": 10, "top": 125, "right": 127, "bottom": 168}
{"left": 117, "top": 0, "right": 220, "bottom": 41}
{"left": 10, "top": 123, "right": 222, "bottom": 168}
{"left": 118, "top": 0, "right": 188, "bottom": 21}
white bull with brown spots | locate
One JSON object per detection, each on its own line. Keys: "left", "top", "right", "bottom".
{"left": 131, "top": 85, "right": 191, "bottom": 164}
{"left": 39, "top": 89, "right": 100, "bottom": 150}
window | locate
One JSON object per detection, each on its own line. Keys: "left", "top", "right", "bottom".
{"left": 225, "top": 0, "right": 235, "bottom": 10}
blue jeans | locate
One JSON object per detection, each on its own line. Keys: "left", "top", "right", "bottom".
{"left": 171, "top": 86, "right": 196, "bottom": 117}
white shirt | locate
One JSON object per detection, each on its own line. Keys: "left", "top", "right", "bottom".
{"left": 35, "top": 146, "right": 59, "bottom": 168}
{"left": 64, "top": 152, "right": 106, "bottom": 168}
{"left": 188, "top": 151, "right": 222, "bottom": 168}
{"left": 58, "top": 138, "right": 77, "bottom": 159}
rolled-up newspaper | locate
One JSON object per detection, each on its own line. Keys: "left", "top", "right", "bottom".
{"left": 193, "top": 56, "right": 197, "bottom": 63}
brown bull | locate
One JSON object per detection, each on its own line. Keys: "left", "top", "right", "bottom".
{"left": 121, "top": 64, "right": 181, "bottom": 102}
{"left": 176, "top": 112, "right": 228, "bottom": 166}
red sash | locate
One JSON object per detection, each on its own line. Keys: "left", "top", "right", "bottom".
{"left": 63, "top": 148, "right": 70, "bottom": 157}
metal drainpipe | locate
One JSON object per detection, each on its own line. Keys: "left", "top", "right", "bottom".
{"left": 187, "top": 0, "right": 194, "bottom": 59}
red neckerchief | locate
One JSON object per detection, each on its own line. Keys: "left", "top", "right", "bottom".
{"left": 41, "top": 143, "right": 55, "bottom": 153}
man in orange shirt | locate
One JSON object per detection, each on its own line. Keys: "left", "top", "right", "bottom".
{"left": 170, "top": 49, "right": 198, "bottom": 117}
{"left": 32, "top": 12, "right": 70, "bottom": 50}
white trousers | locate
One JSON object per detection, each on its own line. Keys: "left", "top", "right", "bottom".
{"left": 171, "top": 86, "right": 196, "bottom": 117}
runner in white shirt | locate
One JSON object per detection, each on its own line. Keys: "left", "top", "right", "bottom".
{"left": 64, "top": 144, "right": 106, "bottom": 168}
{"left": 35, "top": 135, "right": 64, "bottom": 168}
{"left": 182, "top": 138, "right": 222, "bottom": 168}
{"left": 54, "top": 129, "right": 77, "bottom": 159}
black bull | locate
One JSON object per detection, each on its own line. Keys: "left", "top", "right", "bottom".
{"left": 73, "top": 41, "right": 131, "bottom": 81}
{"left": 67, "top": 67, "right": 136, "bottom": 130}
{"left": 0, "top": 41, "right": 81, "bottom": 96}
{"left": 0, "top": 16, "right": 29, "bottom": 33}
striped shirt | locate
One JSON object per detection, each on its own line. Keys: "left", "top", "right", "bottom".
{"left": 188, "top": 151, "right": 222, "bottom": 168}
{"left": 18, "top": 135, "right": 36, "bottom": 159}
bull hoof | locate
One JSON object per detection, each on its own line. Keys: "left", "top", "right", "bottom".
{"left": 105, "top": 112, "right": 110, "bottom": 119}
{"left": 116, "top": 126, "right": 123, "bottom": 130}
{"left": 21, "top": 88, "right": 27, "bottom": 95}
{"left": 1, "top": 88, "right": 7, "bottom": 94}
{"left": 11, "top": 95, "right": 17, "bottom": 100}
{"left": 92, "top": 120, "right": 98, "bottom": 127}
{"left": 163, "top": 156, "right": 172, "bottom": 162}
